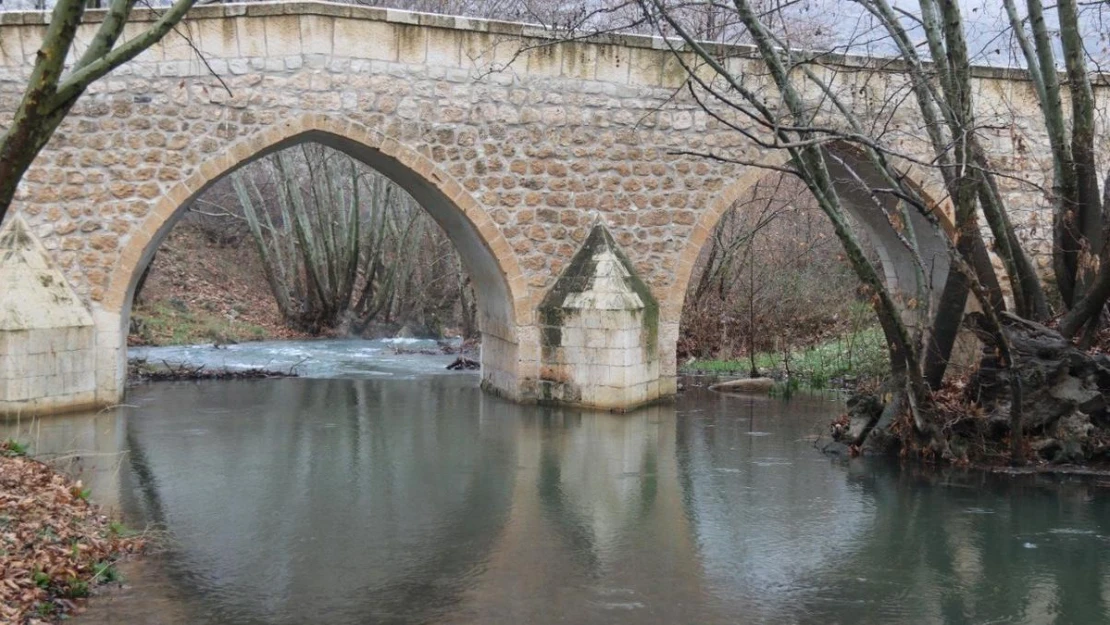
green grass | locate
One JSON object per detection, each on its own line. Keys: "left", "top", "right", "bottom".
{"left": 1, "top": 438, "right": 28, "bottom": 457}
{"left": 131, "top": 301, "right": 269, "bottom": 346}
{"left": 92, "top": 560, "right": 121, "bottom": 583}
{"left": 681, "top": 326, "right": 889, "bottom": 390}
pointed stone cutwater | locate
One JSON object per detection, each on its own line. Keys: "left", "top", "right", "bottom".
{"left": 537, "top": 224, "right": 662, "bottom": 410}
{"left": 0, "top": 215, "right": 98, "bottom": 414}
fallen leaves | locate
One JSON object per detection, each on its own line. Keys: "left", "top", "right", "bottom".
{"left": 1, "top": 441, "right": 144, "bottom": 624}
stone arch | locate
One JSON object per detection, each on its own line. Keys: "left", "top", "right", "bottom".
{"left": 664, "top": 145, "right": 954, "bottom": 325}
{"left": 102, "top": 113, "right": 531, "bottom": 397}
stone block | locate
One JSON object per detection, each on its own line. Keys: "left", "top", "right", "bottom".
{"left": 605, "top": 365, "right": 627, "bottom": 387}
{"left": 425, "top": 29, "right": 462, "bottom": 68}
{"left": 300, "top": 14, "right": 335, "bottom": 55}
{"left": 236, "top": 17, "right": 268, "bottom": 57}
{"left": 15, "top": 24, "right": 44, "bottom": 63}
{"left": 525, "top": 45, "right": 562, "bottom": 77}
{"left": 196, "top": 17, "right": 241, "bottom": 59}
{"left": 44, "top": 374, "right": 66, "bottom": 397}
{"left": 0, "top": 26, "right": 20, "bottom": 66}
{"left": 561, "top": 42, "right": 597, "bottom": 80}
{"left": 394, "top": 24, "right": 427, "bottom": 64}
{"left": 516, "top": 335, "right": 540, "bottom": 364}
{"left": 64, "top": 370, "right": 96, "bottom": 393}
{"left": 24, "top": 375, "right": 46, "bottom": 401}
{"left": 560, "top": 326, "right": 585, "bottom": 348}
{"left": 461, "top": 32, "right": 521, "bottom": 73}
{"left": 3, "top": 377, "right": 25, "bottom": 402}
{"left": 160, "top": 26, "right": 200, "bottom": 61}
{"left": 55, "top": 351, "right": 72, "bottom": 375}
{"left": 335, "top": 18, "right": 395, "bottom": 61}
{"left": 26, "top": 329, "right": 57, "bottom": 355}
{"left": 584, "top": 329, "right": 609, "bottom": 349}
{"left": 264, "top": 15, "right": 303, "bottom": 57}
{"left": 595, "top": 45, "right": 630, "bottom": 83}
{"left": 628, "top": 47, "right": 662, "bottom": 86}
{"left": 36, "top": 353, "right": 59, "bottom": 376}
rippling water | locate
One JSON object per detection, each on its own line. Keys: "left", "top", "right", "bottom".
{"left": 6, "top": 340, "right": 1110, "bottom": 625}
{"left": 129, "top": 337, "right": 462, "bottom": 378}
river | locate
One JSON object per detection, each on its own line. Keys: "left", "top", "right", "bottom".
{"left": 5, "top": 339, "right": 1110, "bottom": 624}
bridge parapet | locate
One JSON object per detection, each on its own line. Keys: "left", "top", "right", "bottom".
{"left": 0, "top": 2, "right": 1074, "bottom": 414}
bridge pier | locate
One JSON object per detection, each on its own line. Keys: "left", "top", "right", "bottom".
{"left": 0, "top": 217, "right": 674, "bottom": 416}
{"left": 0, "top": 217, "right": 110, "bottom": 414}
{"left": 478, "top": 225, "right": 675, "bottom": 411}
{"left": 529, "top": 224, "right": 672, "bottom": 411}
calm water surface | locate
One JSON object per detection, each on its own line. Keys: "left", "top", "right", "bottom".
{"left": 7, "top": 340, "right": 1110, "bottom": 625}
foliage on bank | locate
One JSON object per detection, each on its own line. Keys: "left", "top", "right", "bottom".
{"left": 130, "top": 301, "right": 270, "bottom": 346}
{"left": 682, "top": 326, "right": 888, "bottom": 390}
{"left": 0, "top": 441, "right": 144, "bottom": 624}
{"left": 834, "top": 316, "right": 1110, "bottom": 468}
{"left": 128, "top": 226, "right": 311, "bottom": 347}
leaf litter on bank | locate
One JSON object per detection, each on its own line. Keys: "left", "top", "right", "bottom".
{"left": 1, "top": 440, "right": 145, "bottom": 624}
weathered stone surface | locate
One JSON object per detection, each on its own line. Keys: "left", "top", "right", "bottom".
{"left": 537, "top": 224, "right": 660, "bottom": 410}
{"left": 0, "top": 216, "right": 97, "bottom": 414}
{"left": 0, "top": 216, "right": 93, "bottom": 331}
{"left": 0, "top": 3, "right": 1087, "bottom": 413}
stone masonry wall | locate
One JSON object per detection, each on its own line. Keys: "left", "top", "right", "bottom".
{"left": 0, "top": 2, "right": 1096, "bottom": 412}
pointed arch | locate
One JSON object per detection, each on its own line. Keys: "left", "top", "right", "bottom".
{"left": 103, "top": 114, "right": 530, "bottom": 343}
{"left": 663, "top": 146, "right": 955, "bottom": 324}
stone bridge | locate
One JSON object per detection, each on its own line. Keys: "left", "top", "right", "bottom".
{"left": 0, "top": 2, "right": 1068, "bottom": 414}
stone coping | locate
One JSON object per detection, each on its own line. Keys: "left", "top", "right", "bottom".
{"left": 0, "top": 0, "right": 1053, "bottom": 82}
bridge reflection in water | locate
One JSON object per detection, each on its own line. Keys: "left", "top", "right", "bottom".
{"left": 7, "top": 377, "right": 1110, "bottom": 624}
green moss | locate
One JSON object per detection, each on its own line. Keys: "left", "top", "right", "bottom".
{"left": 537, "top": 224, "right": 659, "bottom": 357}
{"left": 539, "top": 306, "right": 566, "bottom": 351}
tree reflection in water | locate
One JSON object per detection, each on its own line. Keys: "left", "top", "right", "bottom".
{"left": 25, "top": 380, "right": 1110, "bottom": 625}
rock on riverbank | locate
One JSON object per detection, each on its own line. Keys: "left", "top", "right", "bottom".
{"left": 837, "top": 314, "right": 1110, "bottom": 466}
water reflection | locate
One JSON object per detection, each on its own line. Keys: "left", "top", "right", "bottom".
{"left": 446, "top": 405, "right": 713, "bottom": 624}
{"left": 2, "top": 410, "right": 127, "bottom": 512}
{"left": 118, "top": 378, "right": 517, "bottom": 624}
{"left": 20, "top": 377, "right": 1110, "bottom": 625}
{"left": 816, "top": 462, "right": 1110, "bottom": 625}
{"left": 677, "top": 393, "right": 874, "bottom": 623}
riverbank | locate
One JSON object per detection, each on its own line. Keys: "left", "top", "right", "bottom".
{"left": 826, "top": 315, "right": 1110, "bottom": 470}
{"left": 681, "top": 327, "right": 888, "bottom": 391}
{"left": 128, "top": 225, "right": 314, "bottom": 347}
{"left": 0, "top": 441, "right": 144, "bottom": 624}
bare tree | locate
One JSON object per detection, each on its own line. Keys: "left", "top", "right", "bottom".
{"left": 0, "top": 0, "right": 197, "bottom": 225}
{"left": 203, "top": 144, "right": 475, "bottom": 338}
{"left": 681, "top": 174, "right": 869, "bottom": 379}
{"left": 615, "top": 0, "right": 1110, "bottom": 462}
